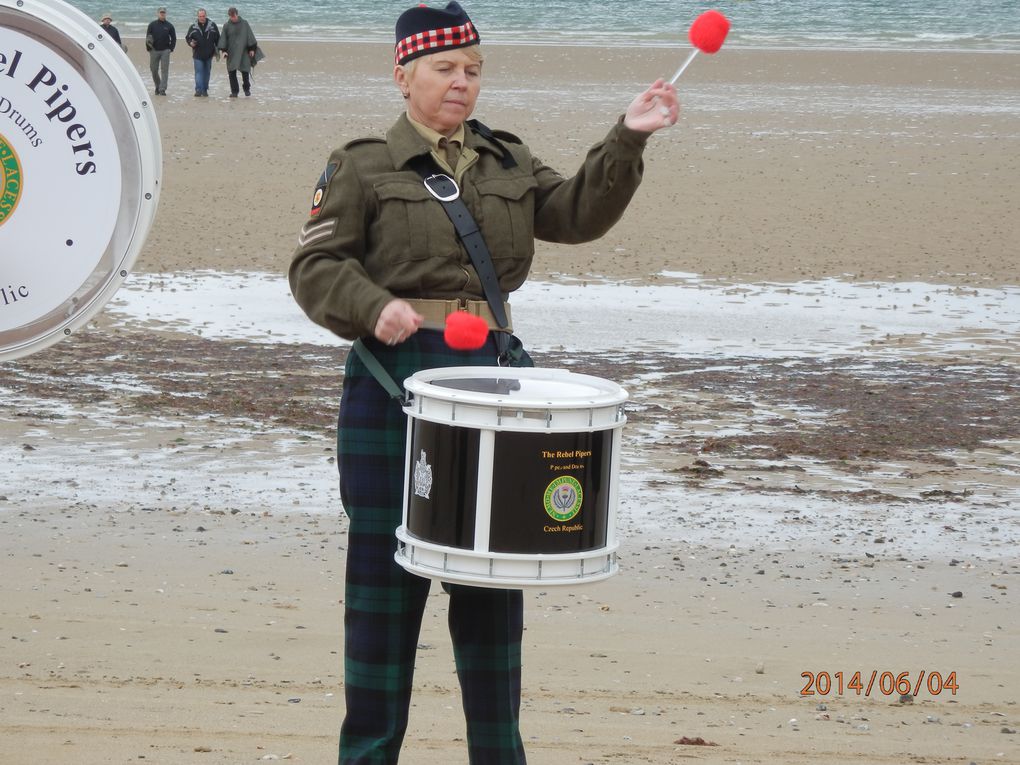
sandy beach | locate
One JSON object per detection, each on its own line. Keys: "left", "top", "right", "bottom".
{"left": 1, "top": 39, "right": 1019, "bottom": 764}
{"left": 133, "top": 42, "right": 1020, "bottom": 286}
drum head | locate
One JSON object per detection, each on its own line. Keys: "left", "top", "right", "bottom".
{"left": 0, "top": 0, "right": 161, "bottom": 361}
{"left": 405, "top": 366, "right": 628, "bottom": 409}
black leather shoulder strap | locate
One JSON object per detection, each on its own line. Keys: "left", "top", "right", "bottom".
{"left": 406, "top": 153, "right": 510, "bottom": 335}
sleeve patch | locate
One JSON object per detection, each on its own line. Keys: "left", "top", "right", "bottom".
{"left": 298, "top": 217, "right": 338, "bottom": 247}
{"left": 310, "top": 162, "right": 339, "bottom": 216}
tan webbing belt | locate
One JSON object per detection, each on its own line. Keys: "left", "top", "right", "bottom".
{"left": 402, "top": 298, "right": 512, "bottom": 332}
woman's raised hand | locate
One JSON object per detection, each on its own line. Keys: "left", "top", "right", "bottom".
{"left": 623, "top": 79, "right": 680, "bottom": 134}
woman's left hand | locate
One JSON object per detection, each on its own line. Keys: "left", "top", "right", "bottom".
{"left": 623, "top": 79, "right": 680, "bottom": 134}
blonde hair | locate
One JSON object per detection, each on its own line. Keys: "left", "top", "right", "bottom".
{"left": 400, "top": 44, "right": 483, "bottom": 79}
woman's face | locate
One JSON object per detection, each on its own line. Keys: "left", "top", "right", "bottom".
{"left": 395, "top": 48, "right": 481, "bottom": 137}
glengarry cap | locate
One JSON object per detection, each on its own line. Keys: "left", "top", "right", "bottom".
{"left": 395, "top": 2, "right": 479, "bottom": 65}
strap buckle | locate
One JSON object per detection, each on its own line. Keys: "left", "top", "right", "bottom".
{"left": 423, "top": 173, "right": 459, "bottom": 202}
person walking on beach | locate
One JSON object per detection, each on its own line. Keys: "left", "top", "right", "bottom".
{"left": 99, "top": 12, "right": 126, "bottom": 51}
{"left": 288, "top": 2, "right": 678, "bottom": 762}
{"left": 146, "top": 7, "right": 176, "bottom": 96}
{"left": 218, "top": 6, "right": 257, "bottom": 98}
{"left": 185, "top": 8, "right": 219, "bottom": 97}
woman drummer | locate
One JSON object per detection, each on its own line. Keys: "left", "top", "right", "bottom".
{"left": 289, "top": 2, "right": 678, "bottom": 762}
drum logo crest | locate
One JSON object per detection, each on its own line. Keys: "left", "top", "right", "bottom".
{"left": 0, "top": 133, "right": 23, "bottom": 227}
{"left": 544, "top": 476, "right": 583, "bottom": 522}
{"left": 413, "top": 449, "right": 433, "bottom": 499}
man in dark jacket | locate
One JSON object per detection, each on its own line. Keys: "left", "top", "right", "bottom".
{"left": 99, "top": 13, "right": 126, "bottom": 51}
{"left": 146, "top": 7, "right": 176, "bottom": 96}
{"left": 185, "top": 9, "right": 219, "bottom": 97}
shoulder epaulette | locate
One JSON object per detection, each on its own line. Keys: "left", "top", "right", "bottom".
{"left": 489, "top": 128, "right": 523, "bottom": 145}
{"left": 466, "top": 120, "right": 519, "bottom": 168}
{"left": 468, "top": 120, "right": 522, "bottom": 145}
{"left": 343, "top": 136, "right": 386, "bottom": 151}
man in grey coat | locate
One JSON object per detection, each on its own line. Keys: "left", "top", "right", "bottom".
{"left": 218, "top": 6, "right": 258, "bottom": 98}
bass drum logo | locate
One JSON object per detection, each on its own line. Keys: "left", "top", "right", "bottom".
{"left": 0, "top": 133, "right": 21, "bottom": 227}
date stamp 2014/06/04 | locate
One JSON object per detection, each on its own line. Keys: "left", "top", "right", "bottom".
{"left": 800, "top": 671, "right": 959, "bottom": 698}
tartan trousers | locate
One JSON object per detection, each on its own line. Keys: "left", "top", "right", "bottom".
{"left": 337, "top": 331, "right": 532, "bottom": 765}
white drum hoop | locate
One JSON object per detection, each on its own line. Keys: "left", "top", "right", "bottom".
{"left": 395, "top": 529, "right": 619, "bottom": 588}
{"left": 404, "top": 366, "right": 628, "bottom": 432}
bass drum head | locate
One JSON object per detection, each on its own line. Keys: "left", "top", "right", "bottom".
{"left": 0, "top": 0, "right": 161, "bottom": 361}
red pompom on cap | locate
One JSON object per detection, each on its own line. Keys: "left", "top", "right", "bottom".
{"left": 689, "top": 10, "right": 730, "bottom": 54}
{"left": 444, "top": 311, "right": 489, "bottom": 350}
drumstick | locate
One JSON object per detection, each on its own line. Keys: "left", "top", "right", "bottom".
{"left": 444, "top": 312, "right": 489, "bottom": 350}
{"left": 669, "top": 9, "right": 730, "bottom": 84}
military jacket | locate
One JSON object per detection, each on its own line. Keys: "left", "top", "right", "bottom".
{"left": 289, "top": 113, "right": 648, "bottom": 340}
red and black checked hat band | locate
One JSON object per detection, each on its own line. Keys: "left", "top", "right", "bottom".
{"left": 395, "top": 2, "right": 480, "bottom": 65}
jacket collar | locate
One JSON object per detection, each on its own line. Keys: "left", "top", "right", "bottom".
{"left": 386, "top": 113, "right": 508, "bottom": 171}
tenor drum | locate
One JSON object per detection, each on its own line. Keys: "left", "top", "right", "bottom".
{"left": 396, "top": 366, "right": 627, "bottom": 588}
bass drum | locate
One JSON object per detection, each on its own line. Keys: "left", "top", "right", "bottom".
{"left": 0, "top": 0, "right": 160, "bottom": 361}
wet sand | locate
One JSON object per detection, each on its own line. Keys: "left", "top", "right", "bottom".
{"left": 1, "top": 40, "right": 1019, "bottom": 764}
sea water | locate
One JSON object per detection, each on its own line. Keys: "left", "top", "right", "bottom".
{"left": 67, "top": 0, "right": 1020, "bottom": 51}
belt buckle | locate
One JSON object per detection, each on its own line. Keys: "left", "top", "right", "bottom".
{"left": 423, "top": 173, "right": 459, "bottom": 202}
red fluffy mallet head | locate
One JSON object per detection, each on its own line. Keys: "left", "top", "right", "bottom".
{"left": 688, "top": 9, "right": 730, "bottom": 54}
{"left": 444, "top": 311, "right": 489, "bottom": 350}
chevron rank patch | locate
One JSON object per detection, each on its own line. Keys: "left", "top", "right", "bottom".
{"left": 298, "top": 217, "right": 338, "bottom": 248}
{"left": 310, "top": 161, "right": 338, "bottom": 217}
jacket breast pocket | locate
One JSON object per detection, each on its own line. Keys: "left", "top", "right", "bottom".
{"left": 372, "top": 179, "right": 460, "bottom": 263}
{"left": 473, "top": 175, "right": 538, "bottom": 262}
